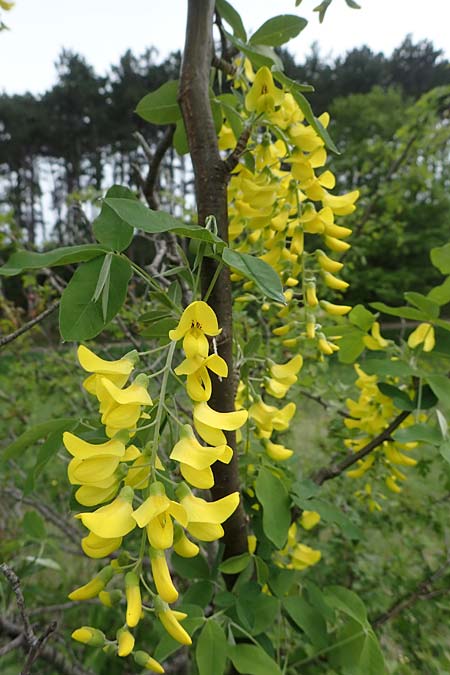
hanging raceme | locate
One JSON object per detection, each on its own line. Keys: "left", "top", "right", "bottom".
{"left": 64, "top": 300, "right": 248, "bottom": 667}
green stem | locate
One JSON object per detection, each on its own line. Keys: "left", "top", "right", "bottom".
{"left": 150, "top": 340, "right": 177, "bottom": 485}
{"left": 203, "top": 261, "right": 224, "bottom": 302}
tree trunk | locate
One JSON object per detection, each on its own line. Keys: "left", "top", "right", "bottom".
{"left": 179, "top": 0, "right": 247, "bottom": 562}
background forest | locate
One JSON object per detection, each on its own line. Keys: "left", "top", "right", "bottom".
{"left": 1, "top": 36, "right": 450, "bottom": 307}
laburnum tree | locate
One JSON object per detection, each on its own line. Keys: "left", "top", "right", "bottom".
{"left": 1, "top": 2, "right": 450, "bottom": 675}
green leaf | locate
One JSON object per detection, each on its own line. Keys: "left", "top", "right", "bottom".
{"left": 183, "top": 580, "right": 214, "bottom": 607}
{"left": 362, "top": 359, "right": 413, "bottom": 378}
{"left": 222, "top": 248, "right": 285, "bottom": 303}
{"left": 345, "top": 0, "right": 361, "bottom": 7}
{"left": 377, "top": 383, "right": 415, "bottom": 411}
{"left": 171, "top": 552, "right": 210, "bottom": 579}
{"left": 136, "top": 80, "right": 181, "bottom": 124}
{"left": 428, "top": 277, "right": 450, "bottom": 306}
{"left": 431, "top": 242, "right": 450, "bottom": 274}
{"left": 403, "top": 292, "right": 440, "bottom": 319}
{"left": 250, "top": 15, "right": 307, "bottom": 47}
{"left": 313, "top": 0, "right": 332, "bottom": 23}
{"left": 140, "top": 317, "right": 177, "bottom": 339}
{"left": 337, "top": 333, "right": 365, "bottom": 364}
{"left": 349, "top": 304, "right": 375, "bottom": 331}
{"left": 24, "top": 427, "right": 76, "bottom": 494}
{"left": 217, "top": 94, "right": 245, "bottom": 140}
{"left": 1, "top": 417, "right": 78, "bottom": 464}
{"left": 358, "top": 632, "right": 386, "bottom": 675}
{"left": 228, "top": 644, "right": 282, "bottom": 675}
{"left": 236, "top": 582, "right": 280, "bottom": 636}
{"left": 371, "top": 302, "right": 427, "bottom": 321}
{"left": 93, "top": 185, "right": 135, "bottom": 251}
{"left": 196, "top": 620, "right": 228, "bottom": 675}
{"left": 255, "top": 467, "right": 290, "bottom": 549}
{"left": 173, "top": 118, "right": 189, "bottom": 155}
{"left": 324, "top": 586, "right": 368, "bottom": 626}
{"left": 393, "top": 423, "right": 442, "bottom": 445}
{"left": 216, "top": 0, "right": 247, "bottom": 41}
{"left": 22, "top": 511, "right": 47, "bottom": 539}
{"left": 283, "top": 596, "right": 327, "bottom": 648}
{"left": 59, "top": 254, "right": 131, "bottom": 341}
{"left": 440, "top": 440, "right": 450, "bottom": 464}
{"left": 226, "top": 33, "right": 283, "bottom": 70}
{"left": 273, "top": 70, "right": 338, "bottom": 153}
{"left": 427, "top": 375, "right": 450, "bottom": 409}
{"left": 105, "top": 198, "right": 225, "bottom": 246}
{"left": 0, "top": 244, "right": 108, "bottom": 277}
{"left": 219, "top": 553, "right": 251, "bottom": 574}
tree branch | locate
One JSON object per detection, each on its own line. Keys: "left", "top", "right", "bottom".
{"left": 179, "top": 0, "right": 247, "bottom": 563}
{"left": 372, "top": 554, "right": 450, "bottom": 627}
{"left": 311, "top": 410, "right": 411, "bottom": 486}
{"left": 134, "top": 126, "right": 175, "bottom": 210}
{"left": 224, "top": 127, "right": 252, "bottom": 173}
{"left": 0, "top": 302, "right": 59, "bottom": 349}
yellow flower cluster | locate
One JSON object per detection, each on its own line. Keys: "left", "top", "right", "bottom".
{"left": 344, "top": 364, "right": 418, "bottom": 507}
{"left": 66, "top": 302, "right": 248, "bottom": 669}
{"left": 221, "top": 64, "right": 359, "bottom": 357}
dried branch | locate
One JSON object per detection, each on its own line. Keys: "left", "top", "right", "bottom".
{"left": 311, "top": 409, "right": 411, "bottom": 486}
{"left": 0, "top": 632, "right": 23, "bottom": 657}
{"left": 0, "top": 302, "right": 59, "bottom": 349}
{"left": 0, "top": 616, "right": 93, "bottom": 675}
{"left": 135, "top": 126, "right": 175, "bottom": 210}
{"left": 0, "top": 563, "right": 35, "bottom": 649}
{"left": 372, "top": 554, "right": 450, "bottom": 627}
{"left": 298, "top": 387, "right": 351, "bottom": 419}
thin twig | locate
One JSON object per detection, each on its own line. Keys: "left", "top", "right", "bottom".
{"left": 135, "top": 126, "right": 175, "bottom": 210}
{"left": 0, "top": 302, "right": 59, "bottom": 349}
{"left": 372, "top": 554, "right": 450, "bottom": 627}
{"left": 311, "top": 410, "right": 411, "bottom": 486}
{"left": 0, "top": 632, "right": 23, "bottom": 657}
{"left": 0, "top": 617, "right": 94, "bottom": 675}
{"left": 22, "top": 621, "right": 57, "bottom": 675}
{"left": 224, "top": 127, "right": 252, "bottom": 173}
{"left": 0, "top": 563, "right": 36, "bottom": 649}
{"left": 212, "top": 53, "right": 236, "bottom": 76}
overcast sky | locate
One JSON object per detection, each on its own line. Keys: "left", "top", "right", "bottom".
{"left": 0, "top": 0, "right": 449, "bottom": 95}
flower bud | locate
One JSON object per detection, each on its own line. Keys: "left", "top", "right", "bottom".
{"left": 117, "top": 627, "right": 135, "bottom": 657}
{"left": 72, "top": 626, "right": 105, "bottom": 647}
{"left": 133, "top": 650, "right": 165, "bottom": 673}
{"left": 68, "top": 565, "right": 113, "bottom": 600}
{"left": 150, "top": 549, "right": 178, "bottom": 603}
{"left": 125, "top": 571, "right": 142, "bottom": 628}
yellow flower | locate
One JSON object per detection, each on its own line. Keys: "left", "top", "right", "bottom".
{"left": 305, "top": 282, "right": 319, "bottom": 307}
{"left": 77, "top": 345, "right": 136, "bottom": 395}
{"left": 117, "top": 628, "right": 135, "bottom": 657}
{"left": 170, "top": 425, "right": 232, "bottom": 489}
{"left": 320, "top": 300, "right": 352, "bottom": 316}
{"left": 322, "top": 271, "right": 349, "bottom": 291}
{"left": 386, "top": 475, "right": 402, "bottom": 494}
{"left": 173, "top": 524, "right": 199, "bottom": 558}
{"left": 169, "top": 301, "right": 221, "bottom": 342}
{"left": 247, "top": 534, "right": 257, "bottom": 554}
{"left": 193, "top": 401, "right": 248, "bottom": 435}
{"left": 322, "top": 189, "right": 359, "bottom": 216}
{"left": 175, "top": 353, "right": 228, "bottom": 402}
{"left": 177, "top": 484, "right": 240, "bottom": 542}
{"left": 81, "top": 532, "right": 122, "bottom": 559}
{"left": 245, "top": 66, "right": 284, "bottom": 114}
{"left": 269, "top": 355, "right": 303, "bottom": 382}
{"left": 316, "top": 250, "right": 344, "bottom": 273}
{"left": 288, "top": 543, "right": 321, "bottom": 570}
{"left": 150, "top": 549, "right": 178, "bottom": 603}
{"left": 407, "top": 322, "right": 435, "bottom": 352}
{"left": 68, "top": 565, "right": 113, "bottom": 600}
{"left": 300, "top": 510, "right": 321, "bottom": 530}
{"left": 155, "top": 599, "right": 192, "bottom": 646}
{"left": 125, "top": 572, "right": 142, "bottom": 628}
{"left": 132, "top": 482, "right": 187, "bottom": 549}
{"left": 76, "top": 487, "right": 136, "bottom": 538}
{"left": 265, "top": 440, "right": 293, "bottom": 461}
